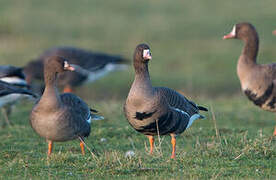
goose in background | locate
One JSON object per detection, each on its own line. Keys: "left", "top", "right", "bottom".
{"left": 0, "top": 65, "right": 31, "bottom": 125}
{"left": 24, "top": 46, "right": 129, "bottom": 94}
{"left": 0, "top": 80, "right": 36, "bottom": 126}
{"left": 223, "top": 22, "right": 276, "bottom": 136}
{"left": 30, "top": 56, "right": 104, "bottom": 156}
{"left": 124, "top": 44, "right": 208, "bottom": 158}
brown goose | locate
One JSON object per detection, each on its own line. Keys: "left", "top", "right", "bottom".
{"left": 124, "top": 44, "right": 208, "bottom": 158}
{"left": 24, "top": 46, "right": 129, "bottom": 94}
{"left": 30, "top": 56, "right": 104, "bottom": 156}
{"left": 223, "top": 22, "right": 276, "bottom": 136}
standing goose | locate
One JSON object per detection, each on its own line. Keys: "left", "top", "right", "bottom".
{"left": 30, "top": 56, "right": 104, "bottom": 156}
{"left": 124, "top": 44, "right": 208, "bottom": 158}
{"left": 24, "top": 46, "right": 129, "bottom": 93}
{"left": 223, "top": 22, "right": 276, "bottom": 136}
{"left": 0, "top": 65, "right": 30, "bottom": 125}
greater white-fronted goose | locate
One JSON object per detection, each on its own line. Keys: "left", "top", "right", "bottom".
{"left": 24, "top": 46, "right": 129, "bottom": 93}
{"left": 223, "top": 22, "right": 276, "bottom": 136}
{"left": 30, "top": 56, "right": 104, "bottom": 156}
{"left": 0, "top": 65, "right": 30, "bottom": 125}
{"left": 124, "top": 44, "right": 208, "bottom": 158}
{"left": 0, "top": 80, "right": 36, "bottom": 126}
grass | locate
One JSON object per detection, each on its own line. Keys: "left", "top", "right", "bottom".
{"left": 0, "top": 0, "right": 275, "bottom": 179}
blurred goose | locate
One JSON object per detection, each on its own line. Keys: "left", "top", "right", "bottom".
{"left": 124, "top": 44, "right": 208, "bottom": 158}
{"left": 223, "top": 22, "right": 276, "bottom": 136}
{"left": 0, "top": 65, "right": 27, "bottom": 86}
{"left": 0, "top": 80, "right": 36, "bottom": 125}
{"left": 30, "top": 56, "right": 104, "bottom": 156}
{"left": 273, "top": 30, "right": 276, "bottom": 36}
{"left": 0, "top": 65, "right": 30, "bottom": 125}
{"left": 24, "top": 46, "right": 129, "bottom": 93}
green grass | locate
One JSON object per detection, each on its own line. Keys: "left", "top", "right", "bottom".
{"left": 0, "top": 0, "right": 275, "bottom": 179}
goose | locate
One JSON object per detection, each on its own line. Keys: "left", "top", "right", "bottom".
{"left": 0, "top": 65, "right": 30, "bottom": 125}
{"left": 124, "top": 44, "right": 208, "bottom": 158}
{"left": 273, "top": 30, "right": 276, "bottom": 36}
{"left": 223, "top": 22, "right": 276, "bottom": 136}
{"left": 24, "top": 46, "right": 129, "bottom": 93}
{"left": 0, "top": 80, "right": 36, "bottom": 126}
{"left": 30, "top": 56, "right": 104, "bottom": 156}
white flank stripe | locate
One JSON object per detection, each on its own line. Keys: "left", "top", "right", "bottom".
{"left": 87, "top": 115, "right": 91, "bottom": 124}
{"left": 186, "top": 114, "right": 203, "bottom": 129}
{"left": 87, "top": 114, "right": 104, "bottom": 124}
{"left": 86, "top": 64, "right": 127, "bottom": 83}
{"left": 0, "top": 77, "right": 27, "bottom": 85}
{"left": 172, "top": 107, "right": 189, "bottom": 117}
{"left": 91, "top": 114, "right": 105, "bottom": 121}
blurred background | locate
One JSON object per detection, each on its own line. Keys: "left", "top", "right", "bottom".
{"left": 0, "top": 0, "right": 275, "bottom": 101}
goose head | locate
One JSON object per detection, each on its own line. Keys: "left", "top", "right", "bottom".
{"left": 223, "top": 22, "right": 258, "bottom": 41}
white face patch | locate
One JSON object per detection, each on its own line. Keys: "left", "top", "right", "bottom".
{"left": 143, "top": 49, "right": 152, "bottom": 60}
{"left": 230, "top": 25, "right": 236, "bottom": 36}
{"left": 63, "top": 61, "right": 75, "bottom": 71}
{"left": 64, "top": 61, "right": 69, "bottom": 69}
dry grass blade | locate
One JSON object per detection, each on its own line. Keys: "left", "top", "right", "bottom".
{"left": 210, "top": 105, "right": 221, "bottom": 141}
{"left": 78, "top": 137, "right": 99, "bottom": 161}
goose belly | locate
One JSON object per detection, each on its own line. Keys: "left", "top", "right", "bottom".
{"left": 30, "top": 111, "right": 77, "bottom": 141}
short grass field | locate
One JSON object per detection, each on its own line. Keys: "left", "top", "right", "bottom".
{"left": 0, "top": 0, "right": 275, "bottom": 179}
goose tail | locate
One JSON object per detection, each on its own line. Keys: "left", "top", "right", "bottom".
{"left": 198, "top": 106, "right": 208, "bottom": 111}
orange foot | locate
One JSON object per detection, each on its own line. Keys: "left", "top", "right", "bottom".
{"left": 80, "top": 141, "right": 85, "bottom": 155}
{"left": 170, "top": 134, "right": 176, "bottom": 159}
{"left": 274, "top": 127, "right": 276, "bottom": 136}
{"left": 147, "top": 135, "right": 154, "bottom": 154}
{"left": 48, "top": 140, "right": 53, "bottom": 156}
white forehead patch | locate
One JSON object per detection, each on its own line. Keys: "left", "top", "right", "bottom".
{"left": 143, "top": 49, "right": 150, "bottom": 58}
{"left": 64, "top": 61, "right": 69, "bottom": 68}
{"left": 230, "top": 25, "right": 236, "bottom": 36}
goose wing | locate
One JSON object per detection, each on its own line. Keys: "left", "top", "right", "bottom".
{"left": 156, "top": 87, "right": 206, "bottom": 115}
{"left": 60, "top": 93, "right": 91, "bottom": 137}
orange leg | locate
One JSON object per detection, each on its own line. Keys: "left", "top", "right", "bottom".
{"left": 170, "top": 134, "right": 176, "bottom": 159}
{"left": 147, "top": 135, "right": 154, "bottom": 154}
{"left": 48, "top": 140, "right": 53, "bottom": 156}
{"left": 63, "top": 86, "right": 73, "bottom": 93}
{"left": 274, "top": 126, "right": 276, "bottom": 136}
{"left": 80, "top": 141, "right": 85, "bottom": 155}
